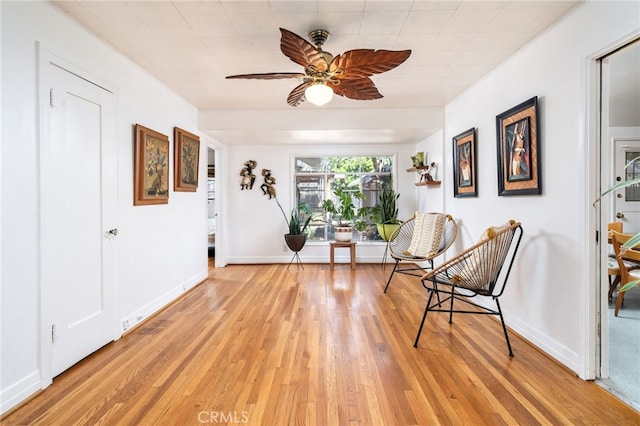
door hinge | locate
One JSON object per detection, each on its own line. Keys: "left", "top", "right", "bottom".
{"left": 51, "top": 323, "right": 58, "bottom": 343}
{"left": 49, "top": 88, "right": 57, "bottom": 108}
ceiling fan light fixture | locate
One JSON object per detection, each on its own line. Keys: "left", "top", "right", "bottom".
{"left": 305, "top": 83, "right": 334, "bottom": 106}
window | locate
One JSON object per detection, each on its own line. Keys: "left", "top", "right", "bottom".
{"left": 625, "top": 151, "right": 640, "bottom": 201}
{"left": 295, "top": 155, "right": 394, "bottom": 241}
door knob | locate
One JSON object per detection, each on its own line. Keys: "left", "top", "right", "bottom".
{"left": 616, "top": 212, "right": 625, "bottom": 219}
{"left": 105, "top": 228, "right": 118, "bottom": 238}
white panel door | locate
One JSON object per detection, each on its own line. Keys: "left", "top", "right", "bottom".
{"left": 42, "top": 63, "right": 118, "bottom": 377}
{"left": 613, "top": 140, "right": 640, "bottom": 234}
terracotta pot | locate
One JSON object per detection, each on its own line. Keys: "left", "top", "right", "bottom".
{"left": 284, "top": 234, "right": 306, "bottom": 252}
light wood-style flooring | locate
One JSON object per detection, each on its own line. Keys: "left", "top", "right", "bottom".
{"left": 3, "top": 261, "right": 639, "bottom": 425}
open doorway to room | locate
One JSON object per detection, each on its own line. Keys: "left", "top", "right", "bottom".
{"left": 597, "top": 38, "right": 640, "bottom": 408}
{"left": 207, "top": 147, "right": 216, "bottom": 266}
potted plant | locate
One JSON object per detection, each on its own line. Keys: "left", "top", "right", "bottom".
{"left": 370, "top": 182, "right": 402, "bottom": 241}
{"left": 275, "top": 197, "right": 312, "bottom": 252}
{"left": 321, "top": 187, "right": 366, "bottom": 242}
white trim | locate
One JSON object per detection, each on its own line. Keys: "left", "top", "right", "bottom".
{"left": 590, "top": 32, "right": 640, "bottom": 381}
{"left": 0, "top": 371, "right": 41, "bottom": 414}
{"left": 121, "top": 270, "right": 207, "bottom": 333}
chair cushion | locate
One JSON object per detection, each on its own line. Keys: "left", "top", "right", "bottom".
{"left": 404, "top": 212, "right": 447, "bottom": 258}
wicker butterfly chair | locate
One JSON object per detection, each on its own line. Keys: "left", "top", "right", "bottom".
{"left": 414, "top": 220, "right": 523, "bottom": 356}
{"left": 383, "top": 213, "right": 458, "bottom": 293}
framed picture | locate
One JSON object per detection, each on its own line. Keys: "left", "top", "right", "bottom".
{"left": 174, "top": 127, "right": 200, "bottom": 192}
{"left": 496, "top": 96, "right": 541, "bottom": 196}
{"left": 452, "top": 127, "right": 477, "bottom": 198}
{"left": 134, "top": 124, "right": 169, "bottom": 205}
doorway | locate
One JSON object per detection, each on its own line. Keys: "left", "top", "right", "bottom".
{"left": 207, "top": 147, "right": 216, "bottom": 261}
{"left": 597, "top": 38, "right": 640, "bottom": 408}
{"left": 40, "top": 52, "right": 119, "bottom": 380}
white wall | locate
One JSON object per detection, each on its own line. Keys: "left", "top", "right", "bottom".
{"left": 224, "top": 143, "right": 416, "bottom": 264}
{"left": 416, "top": 130, "right": 446, "bottom": 214}
{"left": 1, "top": 1, "right": 208, "bottom": 413}
{"left": 443, "top": 1, "right": 639, "bottom": 377}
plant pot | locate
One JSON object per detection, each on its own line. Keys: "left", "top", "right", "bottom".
{"left": 377, "top": 223, "right": 401, "bottom": 242}
{"left": 334, "top": 226, "right": 353, "bottom": 242}
{"left": 284, "top": 234, "right": 306, "bottom": 252}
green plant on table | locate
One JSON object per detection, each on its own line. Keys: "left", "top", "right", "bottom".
{"left": 321, "top": 187, "right": 366, "bottom": 227}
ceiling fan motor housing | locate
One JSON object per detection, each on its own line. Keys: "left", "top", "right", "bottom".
{"left": 308, "top": 29, "right": 330, "bottom": 48}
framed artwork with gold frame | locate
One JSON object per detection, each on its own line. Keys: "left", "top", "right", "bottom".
{"left": 174, "top": 127, "right": 200, "bottom": 192}
{"left": 134, "top": 124, "right": 169, "bottom": 205}
{"left": 496, "top": 96, "right": 541, "bottom": 196}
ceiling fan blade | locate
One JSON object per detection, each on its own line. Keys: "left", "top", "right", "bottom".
{"left": 329, "top": 49, "right": 411, "bottom": 79}
{"left": 279, "top": 28, "right": 328, "bottom": 72}
{"left": 226, "top": 72, "right": 306, "bottom": 80}
{"left": 328, "top": 78, "right": 382, "bottom": 100}
{"left": 287, "top": 81, "right": 312, "bottom": 107}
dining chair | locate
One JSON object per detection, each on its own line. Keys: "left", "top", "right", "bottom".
{"left": 610, "top": 230, "right": 640, "bottom": 316}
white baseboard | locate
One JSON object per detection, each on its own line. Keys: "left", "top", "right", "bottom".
{"left": 120, "top": 269, "right": 208, "bottom": 333}
{"left": 0, "top": 370, "right": 41, "bottom": 415}
{"left": 226, "top": 256, "right": 392, "bottom": 264}
{"left": 506, "top": 313, "right": 579, "bottom": 374}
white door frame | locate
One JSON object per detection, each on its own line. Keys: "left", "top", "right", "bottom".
{"left": 588, "top": 33, "right": 640, "bottom": 381}
{"left": 206, "top": 139, "right": 227, "bottom": 267}
{"left": 38, "top": 45, "right": 119, "bottom": 387}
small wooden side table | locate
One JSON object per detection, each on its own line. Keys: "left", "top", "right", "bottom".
{"left": 329, "top": 241, "right": 357, "bottom": 270}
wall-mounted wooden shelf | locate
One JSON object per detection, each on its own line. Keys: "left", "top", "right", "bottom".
{"left": 406, "top": 166, "right": 430, "bottom": 172}
{"left": 408, "top": 165, "right": 440, "bottom": 186}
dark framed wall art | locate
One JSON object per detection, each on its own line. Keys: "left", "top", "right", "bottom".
{"left": 452, "top": 127, "right": 477, "bottom": 198}
{"left": 134, "top": 124, "right": 169, "bottom": 205}
{"left": 496, "top": 96, "right": 541, "bottom": 196}
{"left": 174, "top": 127, "right": 200, "bottom": 192}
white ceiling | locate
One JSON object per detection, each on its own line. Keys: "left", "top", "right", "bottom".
{"left": 49, "top": 0, "right": 585, "bottom": 145}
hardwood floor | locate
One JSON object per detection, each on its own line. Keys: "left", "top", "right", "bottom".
{"left": 3, "top": 262, "right": 639, "bottom": 425}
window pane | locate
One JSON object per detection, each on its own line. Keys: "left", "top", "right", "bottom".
{"left": 625, "top": 151, "right": 640, "bottom": 201}
{"left": 296, "top": 157, "right": 325, "bottom": 172}
{"left": 294, "top": 155, "right": 394, "bottom": 241}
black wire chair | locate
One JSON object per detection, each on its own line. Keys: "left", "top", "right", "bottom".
{"left": 383, "top": 214, "right": 458, "bottom": 293}
{"left": 414, "top": 220, "right": 523, "bottom": 356}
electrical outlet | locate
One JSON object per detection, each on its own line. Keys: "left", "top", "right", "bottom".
{"left": 136, "top": 313, "right": 143, "bottom": 321}
{"left": 122, "top": 319, "right": 130, "bottom": 330}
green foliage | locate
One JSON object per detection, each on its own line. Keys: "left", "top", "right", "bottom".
{"left": 276, "top": 196, "right": 312, "bottom": 235}
{"left": 327, "top": 156, "right": 375, "bottom": 173}
{"left": 370, "top": 183, "right": 401, "bottom": 225}
{"left": 321, "top": 187, "right": 365, "bottom": 227}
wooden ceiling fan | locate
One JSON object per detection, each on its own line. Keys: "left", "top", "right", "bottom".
{"left": 225, "top": 28, "right": 411, "bottom": 107}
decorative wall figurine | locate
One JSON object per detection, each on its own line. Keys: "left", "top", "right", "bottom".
{"left": 240, "top": 160, "right": 257, "bottom": 190}
{"left": 418, "top": 162, "right": 438, "bottom": 183}
{"left": 261, "top": 169, "right": 276, "bottom": 199}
